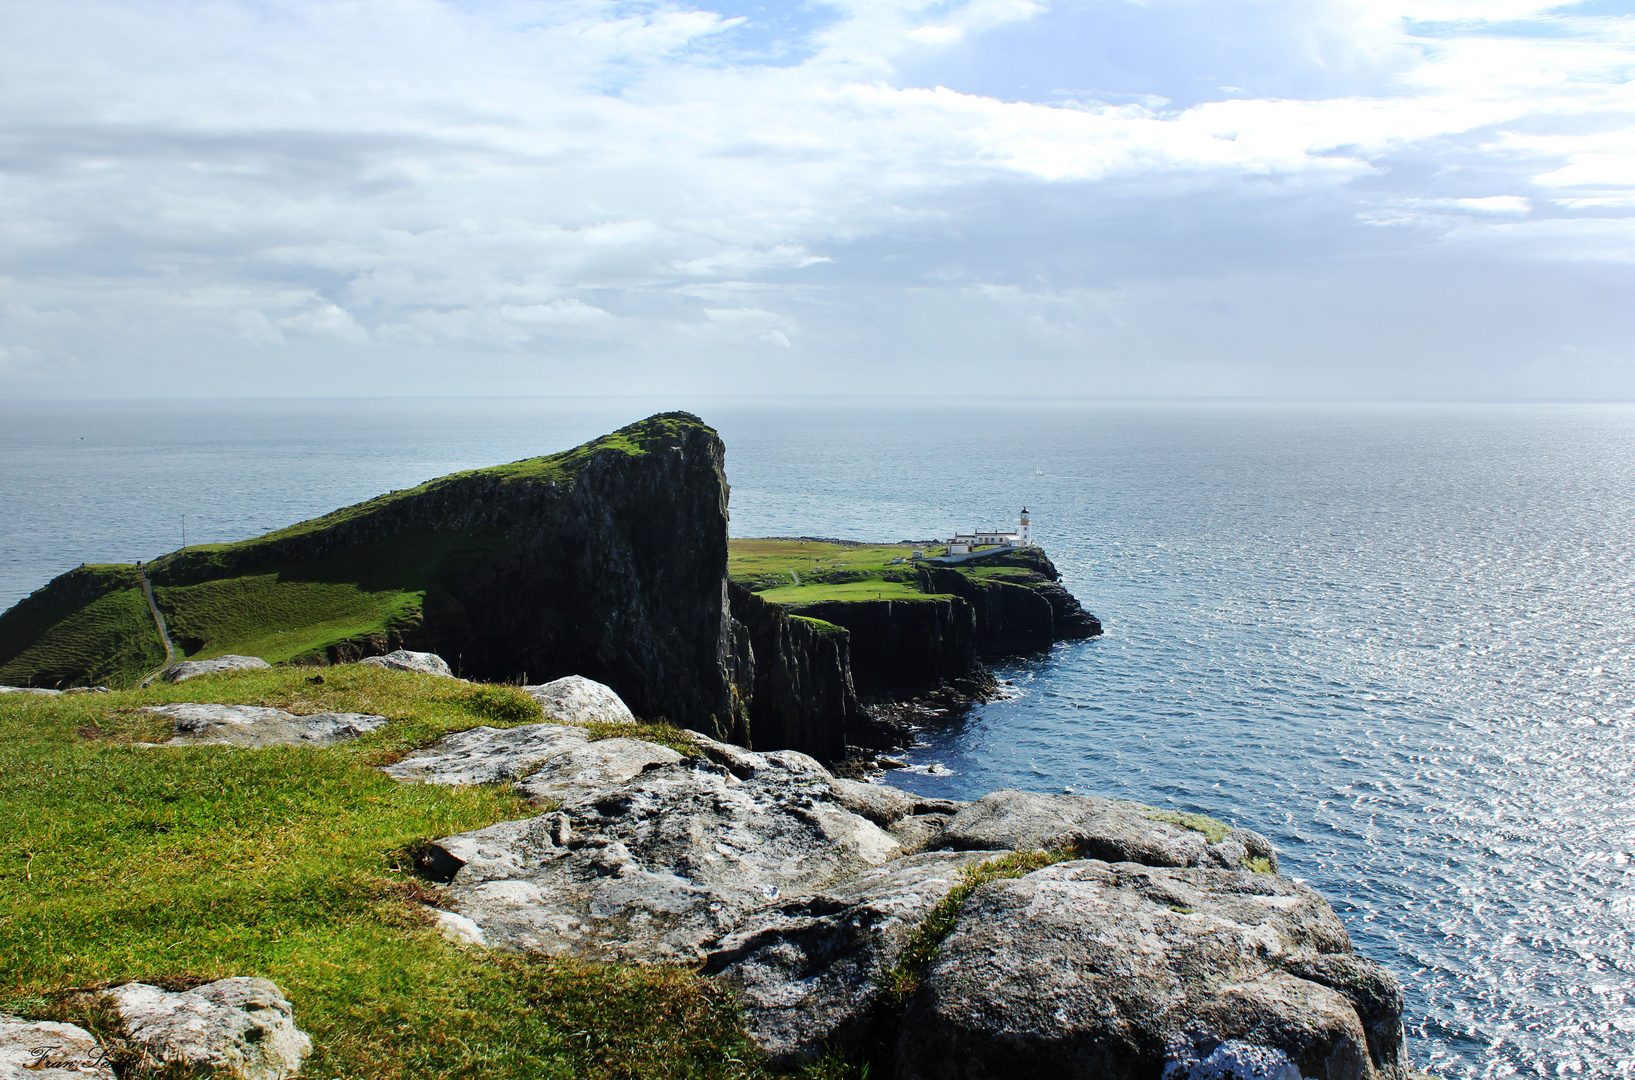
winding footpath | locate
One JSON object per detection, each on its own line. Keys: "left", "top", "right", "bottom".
{"left": 136, "top": 561, "right": 176, "bottom": 665}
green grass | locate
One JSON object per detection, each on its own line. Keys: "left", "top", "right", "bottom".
{"left": 730, "top": 539, "right": 956, "bottom": 606}
{"left": 1137, "top": 808, "right": 1235, "bottom": 846}
{"left": 0, "top": 664, "right": 782, "bottom": 1079}
{"left": 0, "top": 584, "right": 168, "bottom": 689}
{"left": 756, "top": 581, "right": 939, "bottom": 604}
{"left": 728, "top": 540, "right": 934, "bottom": 586}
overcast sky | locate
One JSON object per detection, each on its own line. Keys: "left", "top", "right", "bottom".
{"left": 2, "top": 0, "right": 1632, "bottom": 400}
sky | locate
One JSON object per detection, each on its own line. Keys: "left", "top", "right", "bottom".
{"left": 1, "top": 0, "right": 1632, "bottom": 400}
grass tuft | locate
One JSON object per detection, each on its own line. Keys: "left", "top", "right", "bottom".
{"left": 464, "top": 683, "right": 544, "bottom": 725}
{"left": 879, "top": 848, "right": 1076, "bottom": 1004}
{"left": 1137, "top": 808, "right": 1235, "bottom": 846}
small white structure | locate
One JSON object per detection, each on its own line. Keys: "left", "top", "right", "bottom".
{"left": 947, "top": 508, "right": 1033, "bottom": 555}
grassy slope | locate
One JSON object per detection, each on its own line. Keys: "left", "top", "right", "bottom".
{"left": 728, "top": 539, "right": 952, "bottom": 606}
{"left": 0, "top": 664, "right": 769, "bottom": 1080}
{"left": 0, "top": 417, "right": 697, "bottom": 690}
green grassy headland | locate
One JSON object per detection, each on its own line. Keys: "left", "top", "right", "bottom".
{"left": 0, "top": 415, "right": 701, "bottom": 690}
{"left": 728, "top": 539, "right": 954, "bottom": 605}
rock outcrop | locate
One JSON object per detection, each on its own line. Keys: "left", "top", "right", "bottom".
{"left": 727, "top": 583, "right": 863, "bottom": 760}
{"left": 415, "top": 745, "right": 902, "bottom": 962}
{"left": 896, "top": 861, "right": 1404, "bottom": 1080}
{"left": 141, "top": 703, "right": 388, "bottom": 748}
{"left": 103, "top": 978, "right": 311, "bottom": 1080}
{"left": 785, "top": 596, "right": 978, "bottom": 696}
{"left": 0, "top": 1015, "right": 114, "bottom": 1080}
{"left": 705, "top": 850, "right": 997, "bottom": 1066}
{"left": 358, "top": 650, "right": 454, "bottom": 677}
{"left": 524, "top": 675, "right": 637, "bottom": 726}
{"left": 380, "top": 712, "right": 1407, "bottom": 1077}
{"left": 157, "top": 655, "right": 271, "bottom": 684}
{"left": 941, "top": 789, "right": 1278, "bottom": 872}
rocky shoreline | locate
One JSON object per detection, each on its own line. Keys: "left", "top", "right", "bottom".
{"left": 1, "top": 659, "right": 1415, "bottom": 1077}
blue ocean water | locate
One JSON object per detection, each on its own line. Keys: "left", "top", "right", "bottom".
{"left": 3, "top": 398, "right": 1633, "bottom": 1076}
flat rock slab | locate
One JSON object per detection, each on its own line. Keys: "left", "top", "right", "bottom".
{"left": 104, "top": 978, "right": 311, "bottom": 1080}
{"left": 383, "top": 722, "right": 591, "bottom": 786}
{"left": 514, "top": 737, "right": 684, "bottom": 807}
{"left": 707, "top": 849, "right": 1002, "bottom": 1067}
{"left": 423, "top": 753, "right": 901, "bottom": 963}
{"left": 524, "top": 675, "right": 636, "bottom": 726}
{"left": 0, "top": 1014, "right": 114, "bottom": 1079}
{"left": 142, "top": 704, "right": 388, "bottom": 748}
{"left": 0, "top": 686, "right": 111, "bottom": 696}
{"left": 943, "top": 789, "right": 1274, "bottom": 872}
{"left": 896, "top": 859, "right": 1404, "bottom": 1080}
{"left": 159, "top": 656, "right": 271, "bottom": 683}
{"left": 359, "top": 650, "right": 455, "bottom": 677}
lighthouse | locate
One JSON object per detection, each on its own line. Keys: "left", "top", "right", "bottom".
{"left": 1019, "top": 507, "right": 1033, "bottom": 546}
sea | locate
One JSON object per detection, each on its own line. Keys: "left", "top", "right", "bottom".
{"left": 2, "top": 397, "right": 1632, "bottom": 1076}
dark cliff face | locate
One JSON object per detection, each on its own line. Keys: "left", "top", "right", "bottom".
{"left": 917, "top": 548, "right": 1102, "bottom": 653}
{"left": 785, "top": 596, "right": 978, "bottom": 694}
{"left": 0, "top": 413, "right": 743, "bottom": 736}
{"left": 727, "top": 583, "right": 860, "bottom": 759}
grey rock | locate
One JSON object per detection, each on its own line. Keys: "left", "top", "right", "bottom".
{"left": 707, "top": 850, "right": 999, "bottom": 1066}
{"left": 830, "top": 777, "right": 918, "bottom": 827}
{"left": 0, "top": 1015, "right": 114, "bottom": 1079}
{"left": 514, "top": 737, "right": 684, "bottom": 806}
{"left": 0, "top": 686, "right": 61, "bottom": 695}
{"left": 142, "top": 704, "right": 388, "bottom": 748}
{"left": 889, "top": 814, "right": 952, "bottom": 855}
{"left": 160, "top": 655, "right": 272, "bottom": 683}
{"left": 104, "top": 978, "right": 311, "bottom": 1080}
{"left": 1233, "top": 828, "right": 1282, "bottom": 874}
{"left": 383, "top": 722, "right": 589, "bottom": 786}
{"left": 943, "top": 789, "right": 1210, "bottom": 868}
{"left": 524, "top": 675, "right": 635, "bottom": 726}
{"left": 358, "top": 649, "right": 455, "bottom": 677}
{"left": 895, "top": 859, "right": 1400, "bottom": 1080}
{"left": 423, "top": 754, "right": 900, "bottom": 962}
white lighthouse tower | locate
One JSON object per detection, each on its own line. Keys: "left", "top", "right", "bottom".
{"left": 1019, "top": 507, "right": 1033, "bottom": 546}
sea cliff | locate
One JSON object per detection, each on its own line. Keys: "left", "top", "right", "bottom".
{"left": 0, "top": 415, "right": 1102, "bottom": 762}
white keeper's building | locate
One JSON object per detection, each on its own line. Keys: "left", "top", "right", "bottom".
{"left": 946, "top": 508, "right": 1033, "bottom": 555}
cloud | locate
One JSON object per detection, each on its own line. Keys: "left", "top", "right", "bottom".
{"left": 0, "top": 0, "right": 1630, "bottom": 398}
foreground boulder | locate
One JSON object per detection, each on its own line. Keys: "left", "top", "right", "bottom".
{"left": 524, "top": 675, "right": 636, "bottom": 725}
{"left": 418, "top": 750, "right": 900, "bottom": 962}
{"left": 706, "top": 850, "right": 998, "bottom": 1066}
{"left": 387, "top": 717, "right": 1409, "bottom": 1076}
{"left": 895, "top": 860, "right": 1404, "bottom": 1080}
{"left": 359, "top": 650, "right": 454, "bottom": 677}
{"left": 156, "top": 655, "right": 271, "bottom": 683}
{"left": 103, "top": 978, "right": 310, "bottom": 1080}
{"left": 0, "top": 1014, "right": 114, "bottom": 1079}
{"left": 142, "top": 704, "right": 388, "bottom": 748}
{"left": 384, "top": 722, "right": 593, "bottom": 786}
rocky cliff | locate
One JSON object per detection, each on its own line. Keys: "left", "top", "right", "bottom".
{"left": 917, "top": 547, "right": 1102, "bottom": 651}
{"left": 727, "top": 583, "right": 862, "bottom": 761}
{"left": 3, "top": 417, "right": 1104, "bottom": 763}
{"left": 0, "top": 414, "right": 748, "bottom": 740}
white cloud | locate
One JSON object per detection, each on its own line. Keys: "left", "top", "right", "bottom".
{"left": 0, "top": 0, "right": 1630, "bottom": 397}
